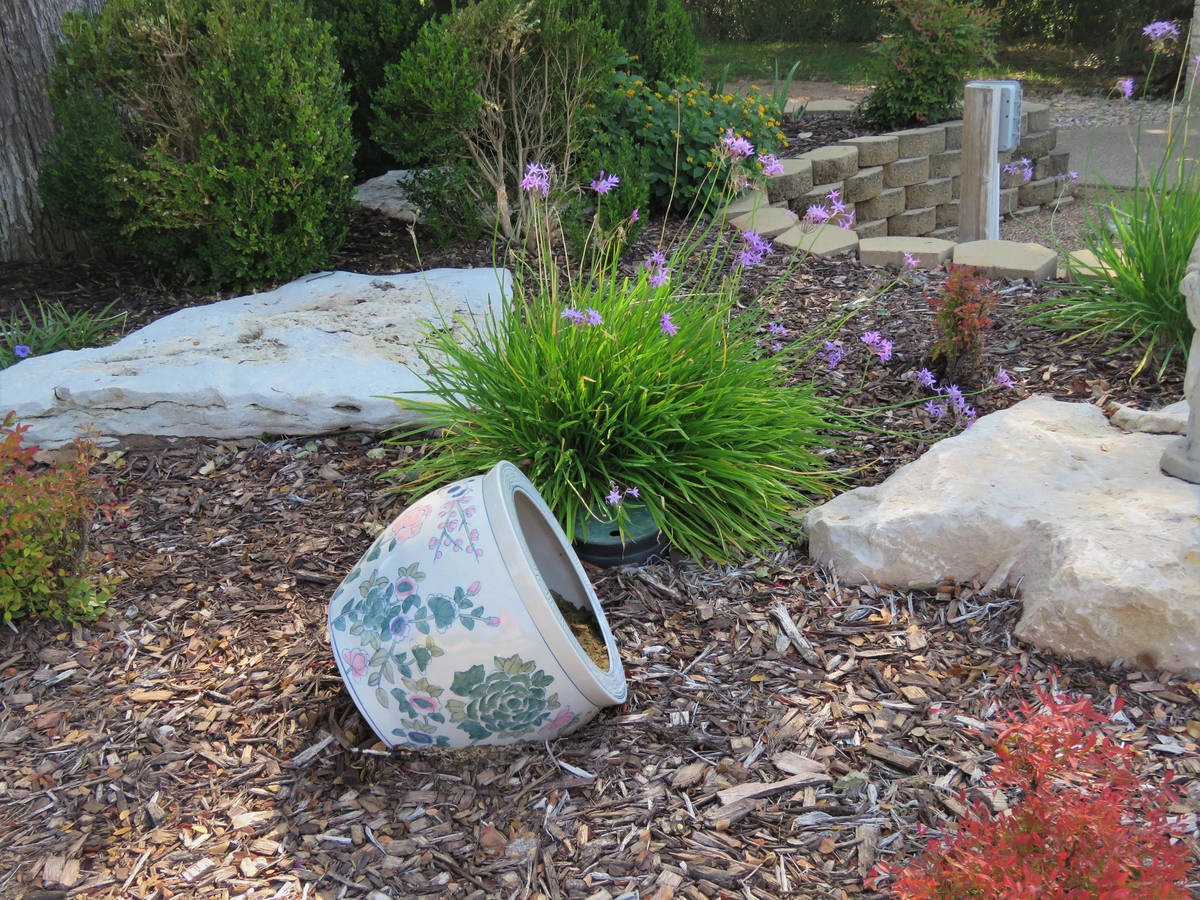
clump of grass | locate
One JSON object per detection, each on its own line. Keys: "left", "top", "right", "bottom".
{"left": 2, "top": 298, "right": 127, "bottom": 368}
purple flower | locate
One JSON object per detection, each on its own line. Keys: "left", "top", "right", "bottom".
{"left": 924, "top": 400, "right": 947, "bottom": 419}
{"left": 838, "top": 208, "right": 855, "bottom": 230}
{"left": 820, "top": 340, "right": 844, "bottom": 369}
{"left": 758, "top": 153, "right": 784, "bottom": 176}
{"left": 630, "top": 208, "right": 640, "bottom": 223}
{"left": 625, "top": 486, "right": 639, "bottom": 499}
{"left": 561, "top": 307, "right": 584, "bottom": 324}
{"left": 768, "top": 322, "right": 787, "bottom": 336}
{"left": 521, "top": 162, "right": 550, "bottom": 195}
{"left": 826, "top": 188, "right": 841, "bottom": 202}
{"left": 1117, "top": 77, "right": 1135, "bottom": 100}
{"left": 992, "top": 367, "right": 1015, "bottom": 389}
{"left": 648, "top": 250, "right": 667, "bottom": 269}
{"left": 606, "top": 484, "right": 622, "bottom": 506}
{"left": 590, "top": 171, "right": 620, "bottom": 195}
{"left": 914, "top": 367, "right": 937, "bottom": 388}
{"left": 660, "top": 311, "right": 678, "bottom": 336}
{"left": 13, "top": 344, "right": 31, "bottom": 359}
{"left": 960, "top": 404, "right": 978, "bottom": 425}
{"left": 903, "top": 252, "right": 919, "bottom": 269}
{"left": 771, "top": 341, "right": 784, "bottom": 353}
{"left": 721, "top": 128, "right": 754, "bottom": 159}
{"left": 649, "top": 269, "right": 671, "bottom": 288}
{"left": 804, "top": 204, "right": 832, "bottom": 224}
{"left": 1067, "top": 170, "right": 1079, "bottom": 182}
{"left": 874, "top": 338, "right": 893, "bottom": 363}
{"left": 942, "top": 383, "right": 966, "bottom": 411}
{"left": 830, "top": 197, "right": 846, "bottom": 214}
{"left": 860, "top": 331, "right": 882, "bottom": 347}
{"left": 644, "top": 250, "right": 671, "bottom": 288}
{"left": 584, "top": 308, "right": 603, "bottom": 326}
{"left": 1143, "top": 20, "right": 1180, "bottom": 44}
{"left": 734, "top": 230, "right": 772, "bottom": 268}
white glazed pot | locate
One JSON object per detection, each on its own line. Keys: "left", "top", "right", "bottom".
{"left": 328, "top": 461, "right": 627, "bottom": 749}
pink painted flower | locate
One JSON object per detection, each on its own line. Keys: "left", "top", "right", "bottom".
{"left": 387, "top": 503, "right": 431, "bottom": 543}
{"left": 540, "top": 708, "right": 576, "bottom": 732}
{"left": 409, "top": 692, "right": 439, "bottom": 714}
{"left": 467, "top": 580, "right": 481, "bottom": 596}
{"left": 341, "top": 648, "right": 368, "bottom": 678}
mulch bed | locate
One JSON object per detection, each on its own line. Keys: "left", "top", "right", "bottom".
{"left": 1, "top": 113, "right": 1198, "bottom": 899}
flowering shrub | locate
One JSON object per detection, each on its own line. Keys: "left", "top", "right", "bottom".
{"left": 1028, "top": 21, "right": 1199, "bottom": 378}
{"left": 0, "top": 414, "right": 110, "bottom": 623}
{"left": 384, "top": 154, "right": 842, "bottom": 564}
{"left": 885, "top": 691, "right": 1189, "bottom": 899}
{"left": 597, "top": 71, "right": 786, "bottom": 210}
{"left": 860, "top": 0, "right": 997, "bottom": 129}
{"left": 928, "top": 264, "right": 996, "bottom": 380}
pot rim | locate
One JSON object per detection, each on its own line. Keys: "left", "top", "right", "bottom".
{"left": 483, "top": 461, "right": 628, "bottom": 709}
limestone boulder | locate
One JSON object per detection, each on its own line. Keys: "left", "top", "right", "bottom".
{"left": 803, "top": 396, "right": 1200, "bottom": 672}
{"left": 354, "top": 169, "right": 423, "bottom": 223}
{"left": 2, "top": 268, "right": 511, "bottom": 449}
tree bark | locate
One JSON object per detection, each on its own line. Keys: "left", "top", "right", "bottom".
{"left": 0, "top": 0, "right": 104, "bottom": 263}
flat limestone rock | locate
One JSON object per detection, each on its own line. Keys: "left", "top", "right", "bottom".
{"left": 354, "top": 169, "right": 423, "bottom": 223}
{"left": 803, "top": 396, "right": 1200, "bottom": 672}
{"left": 1107, "top": 399, "right": 1188, "bottom": 435}
{"left": 2, "top": 268, "right": 511, "bottom": 449}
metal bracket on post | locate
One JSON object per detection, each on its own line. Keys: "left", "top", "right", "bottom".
{"left": 959, "top": 80, "right": 1022, "bottom": 242}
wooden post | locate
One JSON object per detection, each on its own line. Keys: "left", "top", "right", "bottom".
{"left": 959, "top": 83, "right": 1001, "bottom": 242}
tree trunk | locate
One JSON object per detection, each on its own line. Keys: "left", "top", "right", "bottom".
{"left": 0, "top": 0, "right": 104, "bottom": 264}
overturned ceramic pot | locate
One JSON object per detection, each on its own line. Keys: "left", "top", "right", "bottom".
{"left": 328, "top": 461, "right": 627, "bottom": 749}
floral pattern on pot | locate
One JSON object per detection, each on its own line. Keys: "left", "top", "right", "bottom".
{"left": 329, "top": 560, "right": 498, "bottom": 717}
{"left": 446, "top": 653, "right": 573, "bottom": 741}
{"left": 429, "top": 484, "right": 484, "bottom": 562}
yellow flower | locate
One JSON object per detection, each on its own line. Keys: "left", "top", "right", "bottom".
{"left": 626, "top": 89, "right": 635, "bottom": 97}
{"left": 686, "top": 155, "right": 694, "bottom": 163}
{"left": 635, "top": 80, "right": 643, "bottom": 86}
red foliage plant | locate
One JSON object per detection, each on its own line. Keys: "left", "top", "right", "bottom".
{"left": 0, "top": 411, "right": 110, "bottom": 623}
{"left": 876, "top": 690, "right": 1189, "bottom": 899}
{"left": 927, "top": 263, "right": 996, "bottom": 379}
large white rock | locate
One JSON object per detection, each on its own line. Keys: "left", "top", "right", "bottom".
{"left": 804, "top": 396, "right": 1200, "bottom": 672}
{"left": 1, "top": 268, "right": 510, "bottom": 449}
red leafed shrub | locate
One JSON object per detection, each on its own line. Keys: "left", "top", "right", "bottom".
{"left": 0, "top": 412, "right": 110, "bottom": 623}
{"left": 885, "top": 691, "right": 1189, "bottom": 899}
{"left": 927, "top": 263, "right": 996, "bottom": 380}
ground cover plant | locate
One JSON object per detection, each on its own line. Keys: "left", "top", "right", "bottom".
{"left": 1, "top": 298, "right": 126, "bottom": 368}
{"left": 0, "top": 19, "right": 1197, "bottom": 898}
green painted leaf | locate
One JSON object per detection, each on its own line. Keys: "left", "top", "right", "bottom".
{"left": 412, "top": 645, "right": 431, "bottom": 670}
{"left": 462, "top": 618, "right": 475, "bottom": 631}
{"left": 429, "top": 595, "right": 456, "bottom": 630}
{"left": 365, "top": 543, "right": 381, "bottom": 561}
{"left": 368, "top": 671, "right": 380, "bottom": 687}
{"left": 416, "top": 620, "right": 430, "bottom": 636}
{"left": 451, "top": 665, "right": 485, "bottom": 695}
{"left": 381, "top": 660, "right": 394, "bottom": 683}
{"left": 458, "top": 719, "right": 491, "bottom": 740}
{"left": 375, "top": 687, "right": 388, "bottom": 707}
{"left": 531, "top": 671, "right": 554, "bottom": 689}
{"left": 470, "top": 606, "right": 484, "bottom": 618}
{"left": 332, "top": 616, "right": 347, "bottom": 631}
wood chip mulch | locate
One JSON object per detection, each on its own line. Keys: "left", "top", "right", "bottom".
{"left": 2, "top": 113, "right": 1199, "bottom": 900}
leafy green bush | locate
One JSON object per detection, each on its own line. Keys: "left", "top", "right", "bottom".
{"left": 0, "top": 414, "right": 110, "bottom": 624}
{"left": 562, "top": 130, "right": 649, "bottom": 260}
{"left": 40, "top": 0, "right": 355, "bottom": 289}
{"left": 685, "top": 0, "right": 888, "bottom": 42}
{"left": 598, "top": 71, "right": 785, "bottom": 210}
{"left": 308, "top": 0, "right": 443, "bottom": 176}
{"left": 374, "top": 0, "right": 618, "bottom": 240}
{"left": 383, "top": 155, "right": 841, "bottom": 564}
{"left": 860, "top": 0, "right": 997, "bottom": 129}
{"left": 569, "top": 0, "right": 700, "bottom": 82}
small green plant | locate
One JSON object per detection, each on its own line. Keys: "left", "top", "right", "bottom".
{"left": 383, "top": 144, "right": 844, "bottom": 564}
{"left": 860, "top": 0, "right": 997, "bottom": 129}
{"left": 1028, "top": 21, "right": 1198, "bottom": 379}
{"left": 2, "top": 299, "right": 127, "bottom": 368}
{"left": 599, "top": 70, "right": 786, "bottom": 210}
{"left": 374, "top": 0, "right": 619, "bottom": 241}
{"left": 0, "top": 413, "right": 110, "bottom": 624}
{"left": 771, "top": 58, "right": 804, "bottom": 113}
{"left": 403, "top": 165, "right": 488, "bottom": 248}
{"left": 927, "top": 264, "right": 996, "bottom": 381}
{"left": 40, "top": 0, "right": 354, "bottom": 289}
{"left": 568, "top": 0, "right": 700, "bottom": 83}
{"left": 877, "top": 691, "right": 1188, "bottom": 898}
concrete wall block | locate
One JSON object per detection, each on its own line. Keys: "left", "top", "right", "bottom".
{"left": 930, "top": 149, "right": 961, "bottom": 178}
{"left": 800, "top": 145, "right": 859, "bottom": 183}
{"left": 856, "top": 186, "right": 907, "bottom": 221}
{"left": 942, "top": 120, "right": 963, "bottom": 150}
{"left": 1000, "top": 187, "right": 1018, "bottom": 214}
{"left": 935, "top": 199, "right": 959, "bottom": 227}
{"left": 895, "top": 126, "right": 946, "bottom": 158}
{"left": 951, "top": 174, "right": 961, "bottom": 199}
{"left": 839, "top": 135, "right": 898, "bottom": 167}
{"left": 845, "top": 166, "right": 884, "bottom": 202}
{"left": 1018, "top": 176, "right": 1059, "bottom": 207}
{"left": 1035, "top": 147, "right": 1071, "bottom": 179}
{"left": 765, "top": 157, "right": 814, "bottom": 202}
{"left": 797, "top": 181, "right": 846, "bottom": 209}
{"left": 883, "top": 156, "right": 930, "bottom": 188}
{"left": 854, "top": 218, "right": 889, "bottom": 239}
{"left": 887, "top": 206, "right": 936, "bottom": 236}
{"left": 930, "top": 225, "right": 959, "bottom": 240}
{"left": 1015, "top": 129, "right": 1056, "bottom": 161}
{"left": 1001, "top": 167, "right": 1028, "bottom": 189}
{"left": 1023, "top": 101, "right": 1051, "bottom": 133}
{"left": 907, "top": 177, "right": 953, "bottom": 208}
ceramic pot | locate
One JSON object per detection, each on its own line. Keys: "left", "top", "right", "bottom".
{"left": 573, "top": 502, "right": 666, "bottom": 567}
{"left": 328, "top": 461, "right": 627, "bottom": 749}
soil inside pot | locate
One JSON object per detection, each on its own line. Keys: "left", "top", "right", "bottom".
{"left": 551, "top": 589, "right": 608, "bottom": 669}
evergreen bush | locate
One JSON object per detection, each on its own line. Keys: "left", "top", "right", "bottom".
{"left": 40, "top": 0, "right": 354, "bottom": 289}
